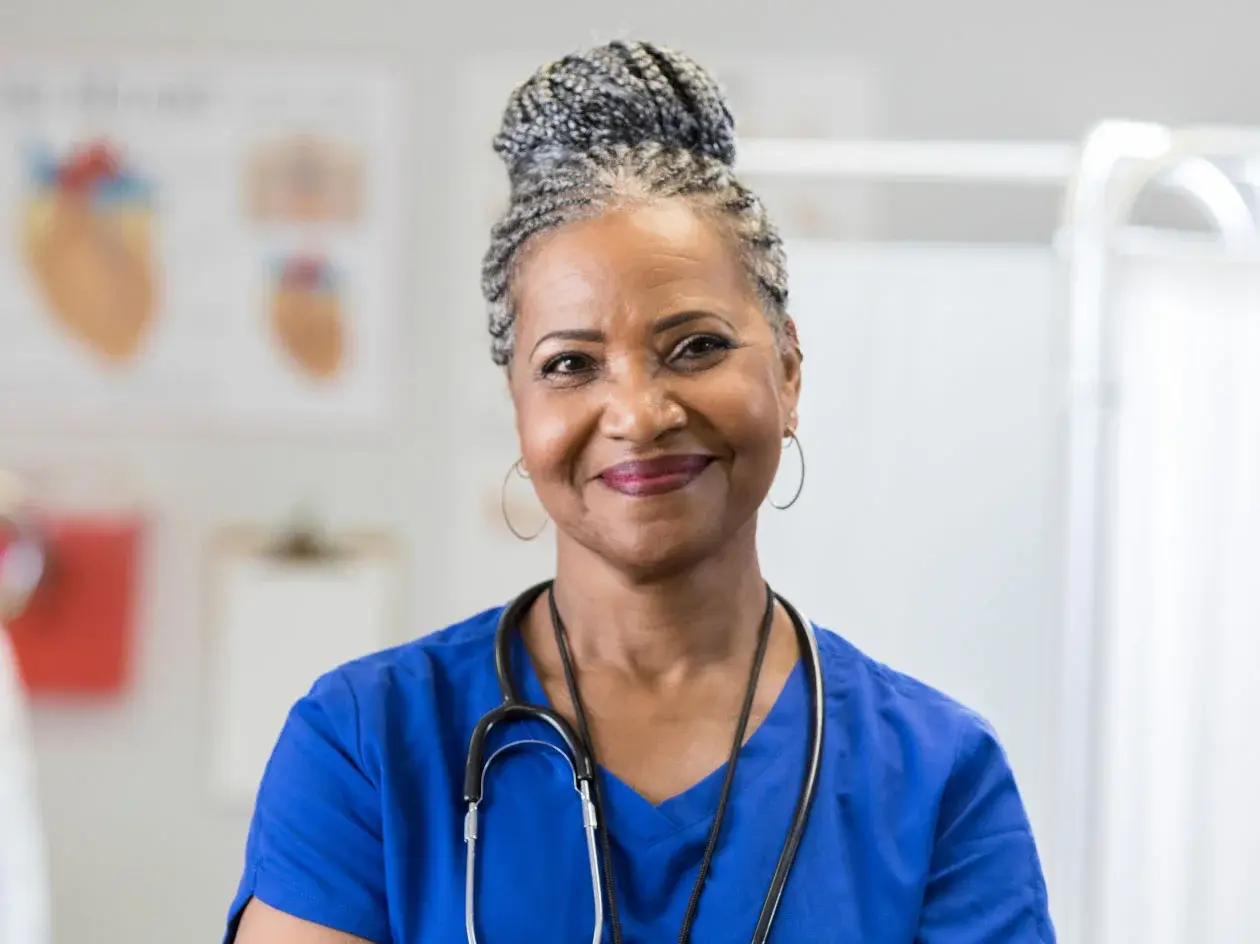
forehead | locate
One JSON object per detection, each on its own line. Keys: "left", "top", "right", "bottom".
{"left": 513, "top": 201, "right": 754, "bottom": 328}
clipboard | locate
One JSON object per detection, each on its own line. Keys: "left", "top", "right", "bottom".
{"left": 204, "top": 517, "right": 400, "bottom": 807}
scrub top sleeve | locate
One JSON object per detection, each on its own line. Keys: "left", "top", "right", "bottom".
{"left": 225, "top": 672, "right": 389, "bottom": 944}
{"left": 915, "top": 715, "right": 1056, "bottom": 944}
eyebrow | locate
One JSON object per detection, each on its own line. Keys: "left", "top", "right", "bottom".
{"left": 529, "top": 311, "right": 734, "bottom": 357}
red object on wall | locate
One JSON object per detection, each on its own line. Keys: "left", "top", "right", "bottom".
{"left": 1, "top": 514, "right": 143, "bottom": 696}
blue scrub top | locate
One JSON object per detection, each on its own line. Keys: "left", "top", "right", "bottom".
{"left": 224, "top": 605, "right": 1055, "bottom": 943}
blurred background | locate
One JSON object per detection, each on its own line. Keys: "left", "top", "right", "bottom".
{"left": 1, "top": 1, "right": 1258, "bottom": 942}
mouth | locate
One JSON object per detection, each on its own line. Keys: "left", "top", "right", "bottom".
{"left": 598, "top": 454, "right": 715, "bottom": 497}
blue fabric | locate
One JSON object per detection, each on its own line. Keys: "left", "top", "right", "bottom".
{"left": 224, "top": 605, "right": 1055, "bottom": 943}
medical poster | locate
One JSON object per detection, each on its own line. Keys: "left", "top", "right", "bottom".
{"left": 0, "top": 60, "right": 402, "bottom": 432}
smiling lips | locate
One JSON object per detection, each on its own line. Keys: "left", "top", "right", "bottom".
{"left": 598, "top": 455, "right": 714, "bottom": 497}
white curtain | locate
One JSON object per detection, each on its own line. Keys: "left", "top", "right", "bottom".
{"left": 0, "top": 626, "right": 49, "bottom": 944}
{"left": 1093, "top": 253, "right": 1260, "bottom": 943}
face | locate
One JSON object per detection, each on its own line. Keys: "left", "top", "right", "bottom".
{"left": 507, "top": 200, "right": 801, "bottom": 577}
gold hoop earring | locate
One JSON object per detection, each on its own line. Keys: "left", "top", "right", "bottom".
{"left": 769, "top": 430, "right": 805, "bottom": 511}
{"left": 500, "top": 459, "right": 548, "bottom": 541}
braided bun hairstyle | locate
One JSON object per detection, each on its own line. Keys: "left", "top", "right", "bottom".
{"left": 481, "top": 40, "right": 789, "bottom": 366}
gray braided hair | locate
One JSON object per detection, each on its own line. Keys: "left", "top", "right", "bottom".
{"left": 481, "top": 40, "right": 790, "bottom": 366}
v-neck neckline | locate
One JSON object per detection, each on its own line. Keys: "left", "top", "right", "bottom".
{"left": 509, "top": 627, "right": 806, "bottom": 846}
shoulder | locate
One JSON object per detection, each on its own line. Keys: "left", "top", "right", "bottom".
{"left": 318, "top": 605, "right": 503, "bottom": 699}
{"left": 812, "top": 630, "right": 1055, "bottom": 939}
{"left": 230, "top": 613, "right": 507, "bottom": 942}
{"left": 814, "top": 625, "right": 993, "bottom": 739}
{"left": 813, "top": 625, "right": 1003, "bottom": 785}
{"left": 283, "top": 606, "right": 506, "bottom": 772}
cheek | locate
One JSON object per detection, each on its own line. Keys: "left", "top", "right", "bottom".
{"left": 710, "top": 366, "right": 787, "bottom": 459}
{"left": 513, "top": 394, "right": 588, "bottom": 484}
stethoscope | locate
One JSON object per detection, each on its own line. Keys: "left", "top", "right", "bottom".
{"left": 462, "top": 580, "right": 825, "bottom": 944}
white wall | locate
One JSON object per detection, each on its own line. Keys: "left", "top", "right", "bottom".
{"left": 3, "top": 1, "right": 1260, "bottom": 941}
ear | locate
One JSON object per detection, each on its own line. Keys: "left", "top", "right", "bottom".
{"left": 778, "top": 317, "right": 803, "bottom": 432}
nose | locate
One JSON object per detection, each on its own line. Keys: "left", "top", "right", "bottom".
{"left": 598, "top": 363, "right": 687, "bottom": 443}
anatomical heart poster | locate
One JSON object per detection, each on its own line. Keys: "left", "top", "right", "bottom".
{"left": 0, "top": 60, "right": 402, "bottom": 431}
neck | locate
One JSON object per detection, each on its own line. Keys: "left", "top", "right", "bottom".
{"left": 548, "top": 525, "right": 768, "bottom": 685}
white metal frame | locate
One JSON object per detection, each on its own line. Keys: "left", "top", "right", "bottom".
{"left": 739, "top": 138, "right": 1078, "bottom": 183}
{"left": 738, "top": 125, "right": 1260, "bottom": 944}
{"left": 1058, "top": 123, "right": 1260, "bottom": 944}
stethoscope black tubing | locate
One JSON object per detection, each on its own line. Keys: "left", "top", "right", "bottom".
{"left": 470, "top": 579, "right": 824, "bottom": 942}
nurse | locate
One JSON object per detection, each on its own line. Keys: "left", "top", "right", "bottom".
{"left": 226, "top": 41, "right": 1055, "bottom": 943}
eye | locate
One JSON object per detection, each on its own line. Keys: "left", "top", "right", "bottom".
{"left": 539, "top": 351, "right": 598, "bottom": 381}
{"left": 668, "top": 333, "right": 735, "bottom": 366}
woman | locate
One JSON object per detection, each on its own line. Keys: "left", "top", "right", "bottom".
{"left": 227, "top": 41, "right": 1055, "bottom": 943}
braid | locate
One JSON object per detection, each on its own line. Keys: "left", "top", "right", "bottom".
{"left": 481, "top": 41, "right": 788, "bottom": 367}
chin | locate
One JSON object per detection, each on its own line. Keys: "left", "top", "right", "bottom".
{"left": 593, "top": 515, "right": 732, "bottom": 581}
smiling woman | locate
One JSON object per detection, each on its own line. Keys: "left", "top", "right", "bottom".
{"left": 506, "top": 200, "right": 798, "bottom": 579}
{"left": 225, "top": 40, "right": 1056, "bottom": 944}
